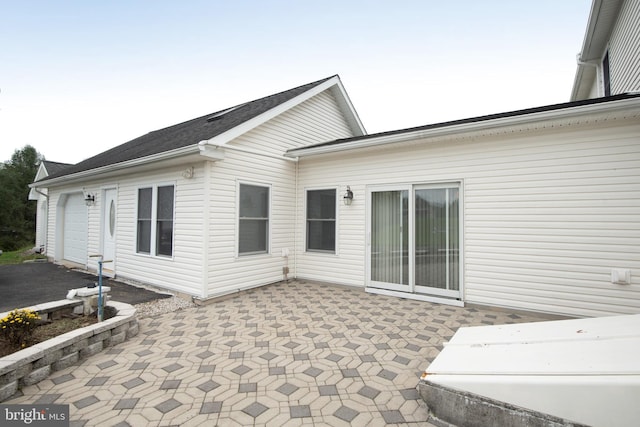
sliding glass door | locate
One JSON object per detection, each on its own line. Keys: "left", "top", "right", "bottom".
{"left": 370, "top": 189, "right": 409, "bottom": 291}
{"left": 368, "top": 183, "right": 461, "bottom": 300}
{"left": 414, "top": 186, "right": 460, "bottom": 297}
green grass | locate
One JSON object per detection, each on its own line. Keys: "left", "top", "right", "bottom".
{"left": 0, "top": 247, "right": 47, "bottom": 265}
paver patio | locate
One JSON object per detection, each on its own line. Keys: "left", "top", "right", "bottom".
{"left": 8, "top": 280, "right": 551, "bottom": 426}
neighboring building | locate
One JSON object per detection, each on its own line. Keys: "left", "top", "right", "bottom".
{"left": 31, "top": 1, "right": 640, "bottom": 318}
{"left": 571, "top": 0, "right": 639, "bottom": 100}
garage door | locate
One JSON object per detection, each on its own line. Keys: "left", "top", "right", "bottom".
{"left": 63, "top": 193, "right": 87, "bottom": 264}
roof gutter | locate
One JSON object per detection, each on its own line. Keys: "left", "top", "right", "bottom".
{"left": 287, "top": 96, "right": 640, "bottom": 158}
{"left": 31, "top": 144, "right": 201, "bottom": 188}
{"left": 570, "top": 0, "right": 623, "bottom": 101}
{"left": 571, "top": 56, "right": 599, "bottom": 101}
{"left": 198, "top": 140, "right": 298, "bottom": 162}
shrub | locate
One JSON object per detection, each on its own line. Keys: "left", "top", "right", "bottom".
{"left": 0, "top": 309, "right": 40, "bottom": 347}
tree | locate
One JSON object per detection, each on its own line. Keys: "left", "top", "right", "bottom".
{"left": 0, "top": 145, "right": 44, "bottom": 251}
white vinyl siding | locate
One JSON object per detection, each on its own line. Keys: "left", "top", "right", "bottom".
{"left": 35, "top": 198, "right": 47, "bottom": 251}
{"left": 115, "top": 167, "right": 205, "bottom": 296}
{"left": 206, "top": 150, "right": 294, "bottom": 296}
{"left": 295, "top": 119, "right": 640, "bottom": 318}
{"left": 203, "top": 89, "right": 356, "bottom": 297}
{"left": 45, "top": 165, "right": 207, "bottom": 297}
{"left": 230, "top": 90, "right": 353, "bottom": 155}
{"left": 608, "top": 0, "right": 640, "bottom": 95}
{"left": 46, "top": 191, "right": 61, "bottom": 261}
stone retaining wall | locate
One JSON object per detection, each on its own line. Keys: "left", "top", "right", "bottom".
{"left": 0, "top": 301, "right": 138, "bottom": 402}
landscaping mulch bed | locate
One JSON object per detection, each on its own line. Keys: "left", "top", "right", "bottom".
{"left": 0, "top": 306, "right": 117, "bottom": 358}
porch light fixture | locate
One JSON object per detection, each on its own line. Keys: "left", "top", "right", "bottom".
{"left": 84, "top": 193, "right": 95, "bottom": 206}
{"left": 343, "top": 186, "right": 354, "bottom": 206}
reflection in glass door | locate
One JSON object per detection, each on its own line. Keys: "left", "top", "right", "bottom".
{"left": 414, "top": 187, "right": 459, "bottom": 297}
{"left": 370, "top": 190, "right": 409, "bottom": 290}
{"left": 368, "top": 184, "right": 461, "bottom": 301}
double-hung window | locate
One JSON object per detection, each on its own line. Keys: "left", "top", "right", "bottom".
{"left": 238, "top": 183, "right": 269, "bottom": 255}
{"left": 306, "top": 189, "right": 336, "bottom": 253}
{"left": 137, "top": 184, "right": 175, "bottom": 257}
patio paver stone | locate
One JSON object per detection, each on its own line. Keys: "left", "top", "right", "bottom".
{"left": 6, "top": 280, "right": 551, "bottom": 426}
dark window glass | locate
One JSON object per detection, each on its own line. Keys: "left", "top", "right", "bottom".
{"left": 136, "top": 188, "right": 152, "bottom": 253}
{"left": 306, "top": 189, "right": 336, "bottom": 252}
{"left": 603, "top": 51, "right": 611, "bottom": 97}
{"left": 156, "top": 185, "right": 174, "bottom": 256}
{"left": 239, "top": 184, "right": 269, "bottom": 254}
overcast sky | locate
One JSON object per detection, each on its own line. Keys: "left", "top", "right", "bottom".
{"left": 1, "top": 0, "right": 592, "bottom": 165}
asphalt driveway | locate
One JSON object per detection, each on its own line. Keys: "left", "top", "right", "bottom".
{"left": 0, "top": 262, "right": 170, "bottom": 312}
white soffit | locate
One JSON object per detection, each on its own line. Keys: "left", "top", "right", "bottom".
{"left": 579, "top": 0, "right": 624, "bottom": 62}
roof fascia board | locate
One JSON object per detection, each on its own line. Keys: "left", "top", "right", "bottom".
{"left": 579, "top": 0, "right": 622, "bottom": 61}
{"left": 288, "top": 97, "right": 640, "bottom": 157}
{"left": 579, "top": 0, "right": 604, "bottom": 60}
{"left": 201, "top": 76, "right": 364, "bottom": 146}
{"left": 31, "top": 145, "right": 201, "bottom": 188}
{"left": 28, "top": 164, "right": 50, "bottom": 199}
{"left": 329, "top": 83, "right": 367, "bottom": 135}
{"left": 34, "top": 163, "right": 49, "bottom": 181}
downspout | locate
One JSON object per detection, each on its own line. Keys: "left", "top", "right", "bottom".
{"left": 572, "top": 54, "right": 599, "bottom": 100}
{"left": 34, "top": 187, "right": 49, "bottom": 199}
{"left": 201, "top": 161, "right": 211, "bottom": 299}
{"left": 294, "top": 157, "right": 299, "bottom": 280}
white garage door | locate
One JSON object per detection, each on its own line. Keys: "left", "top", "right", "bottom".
{"left": 63, "top": 193, "right": 87, "bottom": 264}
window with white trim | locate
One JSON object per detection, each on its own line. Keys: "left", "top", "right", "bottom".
{"left": 136, "top": 184, "right": 175, "bottom": 257}
{"left": 238, "top": 183, "right": 269, "bottom": 254}
{"left": 306, "top": 189, "right": 336, "bottom": 253}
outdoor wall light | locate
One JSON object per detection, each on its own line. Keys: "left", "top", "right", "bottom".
{"left": 84, "top": 193, "right": 95, "bottom": 206}
{"left": 343, "top": 186, "right": 354, "bottom": 206}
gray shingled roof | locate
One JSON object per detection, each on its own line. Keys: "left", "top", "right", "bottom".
{"left": 42, "top": 160, "right": 72, "bottom": 176}
{"left": 42, "top": 76, "right": 336, "bottom": 181}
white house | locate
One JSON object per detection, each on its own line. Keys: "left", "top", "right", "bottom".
{"left": 31, "top": 76, "right": 365, "bottom": 300}
{"left": 32, "top": 0, "right": 640, "bottom": 318}
{"left": 571, "top": 0, "right": 639, "bottom": 100}
{"left": 287, "top": 0, "right": 640, "bottom": 318}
